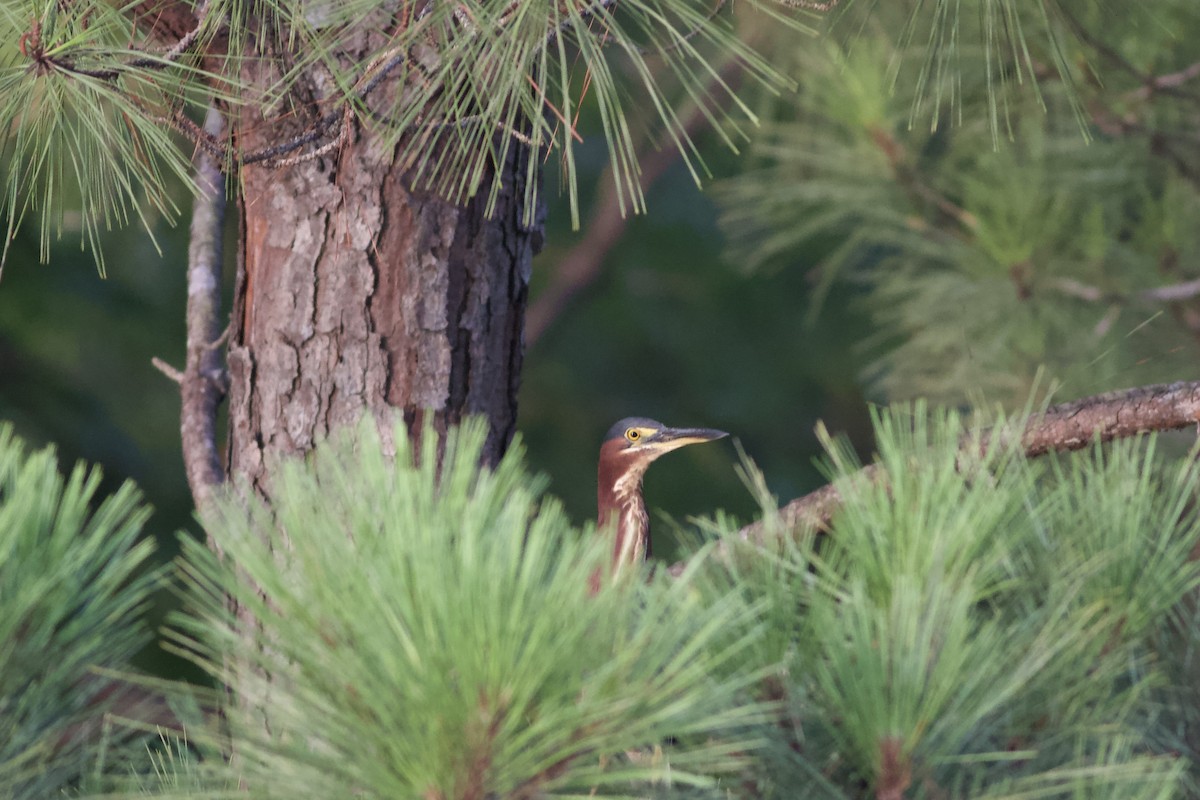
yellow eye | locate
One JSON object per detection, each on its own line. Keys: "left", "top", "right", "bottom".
{"left": 625, "top": 428, "right": 641, "bottom": 442}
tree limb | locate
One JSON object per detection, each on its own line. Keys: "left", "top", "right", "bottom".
{"left": 180, "top": 106, "right": 228, "bottom": 509}
{"left": 731, "top": 381, "right": 1200, "bottom": 546}
{"left": 1048, "top": 275, "right": 1200, "bottom": 304}
{"left": 1128, "top": 60, "right": 1200, "bottom": 101}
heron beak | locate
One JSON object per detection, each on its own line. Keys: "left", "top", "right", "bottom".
{"left": 650, "top": 426, "right": 729, "bottom": 452}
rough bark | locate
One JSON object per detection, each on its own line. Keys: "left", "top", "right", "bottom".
{"left": 226, "top": 45, "right": 541, "bottom": 494}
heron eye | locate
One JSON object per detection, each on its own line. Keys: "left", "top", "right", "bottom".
{"left": 625, "top": 428, "right": 641, "bottom": 442}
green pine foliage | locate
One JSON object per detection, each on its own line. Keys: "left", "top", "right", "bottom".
{"left": 0, "top": 0, "right": 805, "bottom": 271}
{"left": 0, "top": 423, "right": 160, "bottom": 799}
{"left": 140, "top": 409, "right": 1200, "bottom": 798}
{"left": 0, "top": 0, "right": 216, "bottom": 274}
{"left": 171, "top": 417, "right": 775, "bottom": 798}
{"left": 691, "top": 405, "right": 1200, "bottom": 798}
{"left": 719, "top": 1, "right": 1200, "bottom": 406}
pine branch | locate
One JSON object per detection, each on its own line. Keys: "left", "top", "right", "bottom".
{"left": 729, "top": 381, "right": 1200, "bottom": 547}
{"left": 19, "top": 0, "right": 213, "bottom": 79}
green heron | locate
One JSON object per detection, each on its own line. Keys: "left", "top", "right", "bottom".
{"left": 597, "top": 417, "right": 728, "bottom": 580}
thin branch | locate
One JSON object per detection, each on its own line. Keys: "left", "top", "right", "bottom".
{"left": 629, "top": 0, "right": 728, "bottom": 57}
{"left": 28, "top": 0, "right": 213, "bottom": 80}
{"left": 257, "top": 104, "right": 355, "bottom": 168}
{"left": 157, "top": 106, "right": 227, "bottom": 160}
{"left": 206, "top": 322, "right": 232, "bottom": 350}
{"left": 1086, "top": 102, "right": 1200, "bottom": 186}
{"left": 1128, "top": 61, "right": 1200, "bottom": 102}
{"left": 731, "top": 381, "right": 1200, "bottom": 548}
{"left": 1047, "top": 277, "right": 1105, "bottom": 302}
{"left": 151, "top": 357, "right": 184, "bottom": 384}
{"left": 1047, "top": 275, "right": 1200, "bottom": 304}
{"left": 776, "top": 0, "right": 841, "bottom": 9}
{"left": 525, "top": 54, "right": 746, "bottom": 345}
{"left": 180, "top": 106, "right": 228, "bottom": 509}
{"left": 135, "top": 0, "right": 214, "bottom": 66}
{"left": 869, "top": 127, "right": 977, "bottom": 231}
{"left": 237, "top": 49, "right": 412, "bottom": 167}
{"left": 1060, "top": 6, "right": 1200, "bottom": 105}
{"left": 238, "top": 108, "right": 346, "bottom": 165}
{"left": 1141, "top": 277, "right": 1200, "bottom": 303}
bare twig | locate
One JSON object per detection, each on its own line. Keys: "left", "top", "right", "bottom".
{"left": 151, "top": 357, "right": 184, "bottom": 384}
{"left": 1141, "top": 277, "right": 1200, "bottom": 303}
{"left": 629, "top": 0, "right": 728, "bottom": 57}
{"left": 1048, "top": 277, "right": 1105, "bottom": 302}
{"left": 180, "top": 106, "right": 228, "bottom": 509}
{"left": 206, "top": 321, "right": 233, "bottom": 351}
{"left": 776, "top": 0, "right": 841, "bottom": 9}
{"left": 129, "top": 0, "right": 214, "bottom": 68}
{"left": 1047, "top": 275, "right": 1200, "bottom": 305}
{"left": 239, "top": 109, "right": 346, "bottom": 166}
{"left": 869, "top": 127, "right": 977, "bottom": 231}
{"left": 259, "top": 104, "right": 355, "bottom": 168}
{"left": 1128, "top": 61, "right": 1200, "bottom": 102}
{"left": 157, "top": 107, "right": 228, "bottom": 160}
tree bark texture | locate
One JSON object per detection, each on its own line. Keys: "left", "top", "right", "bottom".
{"left": 226, "top": 51, "right": 542, "bottom": 493}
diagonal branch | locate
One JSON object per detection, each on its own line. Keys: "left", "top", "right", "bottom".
{"left": 719, "top": 381, "right": 1200, "bottom": 553}
{"left": 526, "top": 54, "right": 746, "bottom": 345}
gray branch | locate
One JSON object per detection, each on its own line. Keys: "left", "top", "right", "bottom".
{"left": 181, "top": 106, "right": 228, "bottom": 508}
{"left": 667, "top": 381, "right": 1200, "bottom": 575}
{"left": 1048, "top": 276, "right": 1200, "bottom": 304}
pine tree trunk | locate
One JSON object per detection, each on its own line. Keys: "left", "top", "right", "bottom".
{"left": 226, "top": 83, "right": 542, "bottom": 492}
{"left": 216, "top": 37, "right": 543, "bottom": 737}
